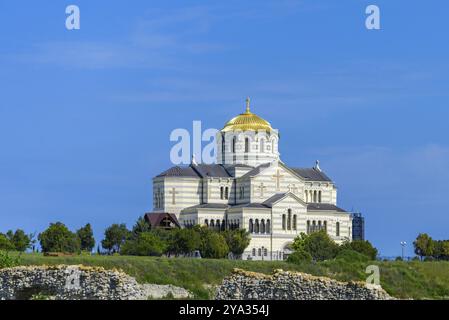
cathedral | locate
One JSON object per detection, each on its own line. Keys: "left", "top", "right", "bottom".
{"left": 150, "top": 99, "right": 356, "bottom": 260}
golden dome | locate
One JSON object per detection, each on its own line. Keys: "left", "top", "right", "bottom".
{"left": 222, "top": 98, "right": 273, "bottom": 132}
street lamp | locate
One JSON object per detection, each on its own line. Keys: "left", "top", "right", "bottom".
{"left": 400, "top": 241, "right": 407, "bottom": 260}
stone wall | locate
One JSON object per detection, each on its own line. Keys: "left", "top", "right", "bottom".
{"left": 215, "top": 268, "right": 394, "bottom": 300}
{"left": 0, "top": 265, "right": 192, "bottom": 300}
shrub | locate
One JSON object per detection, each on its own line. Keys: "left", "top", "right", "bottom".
{"left": 0, "top": 251, "right": 21, "bottom": 269}
{"left": 340, "top": 240, "right": 378, "bottom": 260}
{"left": 0, "top": 234, "right": 15, "bottom": 251}
{"left": 287, "top": 249, "right": 312, "bottom": 264}
{"left": 121, "top": 232, "right": 167, "bottom": 256}
{"left": 38, "top": 222, "right": 80, "bottom": 253}
{"left": 336, "top": 249, "right": 370, "bottom": 263}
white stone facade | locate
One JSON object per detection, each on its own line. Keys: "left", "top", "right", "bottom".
{"left": 151, "top": 102, "right": 353, "bottom": 260}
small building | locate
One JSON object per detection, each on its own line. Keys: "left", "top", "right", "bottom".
{"left": 351, "top": 212, "right": 365, "bottom": 241}
{"left": 144, "top": 212, "right": 180, "bottom": 230}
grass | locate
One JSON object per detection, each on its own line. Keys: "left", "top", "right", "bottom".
{"left": 12, "top": 253, "right": 449, "bottom": 299}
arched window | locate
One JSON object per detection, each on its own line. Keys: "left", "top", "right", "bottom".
{"left": 220, "top": 187, "right": 224, "bottom": 200}
{"left": 255, "top": 219, "right": 260, "bottom": 233}
{"left": 239, "top": 186, "right": 244, "bottom": 199}
{"left": 210, "top": 219, "right": 215, "bottom": 228}
{"left": 221, "top": 136, "right": 225, "bottom": 153}
{"left": 336, "top": 222, "right": 340, "bottom": 237}
{"left": 266, "top": 219, "right": 271, "bottom": 233}
{"left": 318, "top": 220, "right": 322, "bottom": 231}
{"left": 216, "top": 220, "right": 221, "bottom": 230}
{"left": 249, "top": 219, "right": 254, "bottom": 233}
{"left": 287, "top": 209, "right": 292, "bottom": 230}
{"left": 282, "top": 214, "right": 286, "bottom": 230}
{"left": 245, "top": 137, "right": 249, "bottom": 153}
{"left": 264, "top": 248, "right": 268, "bottom": 256}
{"left": 307, "top": 220, "right": 310, "bottom": 234}
{"left": 258, "top": 248, "right": 262, "bottom": 256}
{"left": 293, "top": 215, "right": 297, "bottom": 230}
{"left": 318, "top": 191, "right": 322, "bottom": 203}
{"left": 222, "top": 219, "right": 226, "bottom": 231}
{"left": 261, "top": 219, "right": 265, "bottom": 234}
{"left": 252, "top": 248, "right": 256, "bottom": 256}
{"left": 305, "top": 190, "right": 308, "bottom": 203}
{"left": 225, "top": 187, "right": 229, "bottom": 199}
{"left": 312, "top": 220, "right": 316, "bottom": 233}
{"left": 205, "top": 219, "right": 209, "bottom": 227}
{"left": 232, "top": 136, "right": 237, "bottom": 153}
{"left": 324, "top": 221, "right": 327, "bottom": 232}
{"left": 313, "top": 190, "right": 317, "bottom": 202}
{"left": 260, "top": 139, "right": 265, "bottom": 152}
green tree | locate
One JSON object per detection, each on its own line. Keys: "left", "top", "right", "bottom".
{"left": 340, "top": 240, "right": 378, "bottom": 260}
{"left": 121, "top": 232, "right": 167, "bottom": 256}
{"left": 9, "top": 229, "right": 32, "bottom": 252}
{"left": 131, "top": 216, "right": 151, "bottom": 239}
{"left": 291, "top": 232, "right": 308, "bottom": 252}
{"left": 169, "top": 228, "right": 201, "bottom": 256}
{"left": 38, "top": 222, "right": 80, "bottom": 253}
{"left": 0, "top": 234, "right": 15, "bottom": 251}
{"left": 413, "top": 233, "right": 434, "bottom": 260}
{"left": 76, "top": 223, "right": 95, "bottom": 252}
{"left": 200, "top": 232, "right": 229, "bottom": 259}
{"left": 222, "top": 229, "right": 251, "bottom": 259}
{"left": 101, "top": 223, "right": 130, "bottom": 254}
{"left": 442, "top": 241, "right": 449, "bottom": 260}
{"left": 302, "top": 230, "right": 339, "bottom": 261}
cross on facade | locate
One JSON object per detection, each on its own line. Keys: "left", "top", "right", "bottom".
{"left": 272, "top": 169, "right": 284, "bottom": 191}
{"left": 169, "top": 188, "right": 179, "bottom": 205}
{"left": 288, "top": 184, "right": 298, "bottom": 194}
{"left": 257, "top": 182, "right": 267, "bottom": 197}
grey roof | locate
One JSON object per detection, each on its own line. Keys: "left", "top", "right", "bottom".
{"left": 156, "top": 164, "right": 232, "bottom": 178}
{"left": 290, "top": 168, "right": 332, "bottom": 182}
{"left": 192, "top": 164, "right": 232, "bottom": 178}
{"left": 240, "top": 162, "right": 272, "bottom": 179}
{"left": 156, "top": 166, "right": 200, "bottom": 178}
{"left": 307, "top": 203, "right": 346, "bottom": 212}
{"left": 184, "top": 203, "right": 229, "bottom": 210}
{"left": 262, "top": 193, "right": 289, "bottom": 207}
{"left": 231, "top": 203, "right": 270, "bottom": 209}
{"left": 225, "top": 164, "right": 254, "bottom": 169}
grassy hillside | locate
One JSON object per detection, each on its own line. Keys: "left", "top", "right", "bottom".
{"left": 15, "top": 253, "right": 449, "bottom": 299}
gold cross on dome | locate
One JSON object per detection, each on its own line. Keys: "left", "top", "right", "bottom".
{"left": 245, "top": 97, "right": 251, "bottom": 113}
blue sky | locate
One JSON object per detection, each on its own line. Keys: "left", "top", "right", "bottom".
{"left": 0, "top": 0, "right": 448, "bottom": 256}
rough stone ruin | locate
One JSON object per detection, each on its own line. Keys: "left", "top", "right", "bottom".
{"left": 215, "top": 268, "right": 394, "bottom": 300}
{"left": 0, "top": 265, "right": 192, "bottom": 300}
